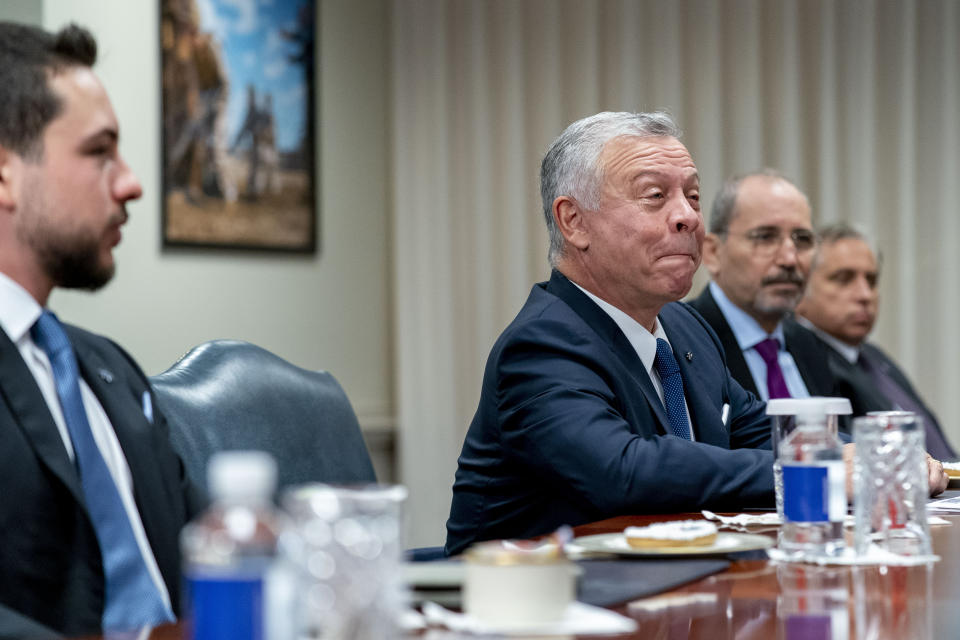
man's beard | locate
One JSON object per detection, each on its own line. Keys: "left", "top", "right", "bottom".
{"left": 753, "top": 290, "right": 802, "bottom": 317}
{"left": 20, "top": 216, "right": 116, "bottom": 291}
{"left": 37, "top": 234, "right": 115, "bottom": 290}
{"left": 753, "top": 269, "right": 805, "bottom": 317}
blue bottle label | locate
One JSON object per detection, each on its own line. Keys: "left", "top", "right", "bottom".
{"left": 782, "top": 465, "right": 831, "bottom": 523}
{"left": 186, "top": 572, "right": 264, "bottom": 640}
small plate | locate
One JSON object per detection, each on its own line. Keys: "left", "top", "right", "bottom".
{"left": 403, "top": 560, "right": 465, "bottom": 589}
{"left": 573, "top": 532, "right": 773, "bottom": 557}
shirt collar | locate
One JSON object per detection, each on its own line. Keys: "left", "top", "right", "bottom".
{"left": 0, "top": 272, "right": 43, "bottom": 344}
{"left": 795, "top": 315, "right": 861, "bottom": 364}
{"left": 572, "top": 283, "right": 669, "bottom": 376}
{"left": 709, "top": 281, "right": 785, "bottom": 350}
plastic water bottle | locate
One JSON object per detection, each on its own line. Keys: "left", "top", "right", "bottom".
{"left": 181, "top": 451, "right": 292, "bottom": 640}
{"left": 778, "top": 406, "right": 846, "bottom": 558}
{"left": 769, "top": 397, "right": 851, "bottom": 524}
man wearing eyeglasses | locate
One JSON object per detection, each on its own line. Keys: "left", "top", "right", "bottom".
{"left": 690, "top": 170, "right": 837, "bottom": 404}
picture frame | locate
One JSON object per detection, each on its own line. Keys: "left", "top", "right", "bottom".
{"left": 159, "top": 0, "right": 317, "bottom": 253}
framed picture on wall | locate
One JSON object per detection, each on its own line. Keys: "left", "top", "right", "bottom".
{"left": 160, "top": 0, "right": 317, "bottom": 253}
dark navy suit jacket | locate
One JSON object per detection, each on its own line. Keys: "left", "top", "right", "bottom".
{"left": 445, "top": 271, "right": 774, "bottom": 556}
{"left": 688, "top": 286, "right": 837, "bottom": 400}
{"left": 816, "top": 337, "right": 956, "bottom": 459}
{"left": 0, "top": 323, "right": 205, "bottom": 637}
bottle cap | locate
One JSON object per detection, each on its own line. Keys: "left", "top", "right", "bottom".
{"left": 766, "top": 396, "right": 852, "bottom": 416}
{"left": 208, "top": 450, "right": 277, "bottom": 501}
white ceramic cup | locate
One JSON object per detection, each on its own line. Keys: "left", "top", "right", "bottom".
{"left": 463, "top": 540, "right": 577, "bottom": 628}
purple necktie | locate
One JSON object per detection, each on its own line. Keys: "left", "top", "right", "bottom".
{"left": 754, "top": 337, "right": 792, "bottom": 399}
{"left": 857, "top": 349, "right": 956, "bottom": 460}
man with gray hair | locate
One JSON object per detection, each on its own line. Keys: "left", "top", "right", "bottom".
{"left": 796, "top": 224, "right": 956, "bottom": 460}
{"left": 445, "top": 112, "right": 779, "bottom": 555}
{"left": 690, "top": 171, "right": 835, "bottom": 402}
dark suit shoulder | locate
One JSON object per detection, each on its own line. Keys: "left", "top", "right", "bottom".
{"left": 661, "top": 300, "right": 728, "bottom": 357}
{"left": 62, "top": 324, "right": 151, "bottom": 384}
{"left": 782, "top": 317, "right": 828, "bottom": 354}
{"left": 860, "top": 342, "right": 924, "bottom": 400}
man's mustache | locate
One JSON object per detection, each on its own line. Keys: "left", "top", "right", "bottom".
{"left": 761, "top": 270, "right": 804, "bottom": 287}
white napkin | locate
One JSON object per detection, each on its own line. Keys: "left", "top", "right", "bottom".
{"left": 701, "top": 510, "right": 780, "bottom": 530}
{"left": 702, "top": 510, "right": 951, "bottom": 530}
{"left": 419, "top": 600, "right": 637, "bottom": 636}
{"left": 927, "top": 495, "right": 960, "bottom": 512}
{"left": 767, "top": 546, "right": 939, "bottom": 566}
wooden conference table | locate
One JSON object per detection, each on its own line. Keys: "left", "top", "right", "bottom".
{"left": 87, "top": 493, "right": 960, "bottom": 640}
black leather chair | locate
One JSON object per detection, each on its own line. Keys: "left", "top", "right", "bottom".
{"left": 150, "top": 340, "right": 376, "bottom": 492}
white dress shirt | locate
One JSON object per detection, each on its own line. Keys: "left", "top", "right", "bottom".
{"left": 574, "top": 283, "right": 695, "bottom": 439}
{"left": 0, "top": 272, "right": 172, "bottom": 614}
{"left": 709, "top": 281, "right": 811, "bottom": 401}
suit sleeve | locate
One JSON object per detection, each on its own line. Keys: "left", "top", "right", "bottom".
{"left": 494, "top": 318, "right": 774, "bottom": 514}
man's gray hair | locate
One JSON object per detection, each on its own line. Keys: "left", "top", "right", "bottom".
{"left": 540, "top": 111, "right": 681, "bottom": 266}
{"left": 812, "top": 223, "right": 883, "bottom": 271}
{"left": 708, "top": 168, "right": 797, "bottom": 235}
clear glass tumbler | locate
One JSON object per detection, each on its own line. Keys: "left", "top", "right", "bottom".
{"left": 852, "top": 413, "right": 931, "bottom": 557}
{"left": 282, "top": 484, "right": 408, "bottom": 639}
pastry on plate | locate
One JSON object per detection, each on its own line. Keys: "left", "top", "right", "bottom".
{"left": 624, "top": 520, "right": 718, "bottom": 548}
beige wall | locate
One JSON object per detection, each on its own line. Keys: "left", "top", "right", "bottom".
{"left": 33, "top": 0, "right": 394, "bottom": 432}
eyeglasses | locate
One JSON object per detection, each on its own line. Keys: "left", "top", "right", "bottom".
{"left": 730, "top": 228, "right": 817, "bottom": 255}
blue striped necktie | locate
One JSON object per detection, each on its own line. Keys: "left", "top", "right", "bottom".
{"left": 31, "top": 310, "right": 173, "bottom": 630}
{"left": 654, "top": 338, "right": 691, "bottom": 440}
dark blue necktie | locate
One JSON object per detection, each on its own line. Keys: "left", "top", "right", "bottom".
{"left": 654, "top": 338, "right": 691, "bottom": 440}
{"left": 31, "top": 311, "right": 173, "bottom": 630}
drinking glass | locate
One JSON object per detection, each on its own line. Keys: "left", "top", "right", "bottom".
{"left": 852, "top": 413, "right": 931, "bottom": 557}
{"left": 282, "top": 484, "right": 408, "bottom": 639}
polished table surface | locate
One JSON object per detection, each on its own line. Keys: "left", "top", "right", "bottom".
{"left": 89, "top": 491, "right": 960, "bottom": 639}
{"left": 571, "top": 509, "right": 960, "bottom": 639}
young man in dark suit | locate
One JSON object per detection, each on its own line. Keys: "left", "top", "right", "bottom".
{"left": 445, "top": 113, "right": 949, "bottom": 556}
{"left": 691, "top": 171, "right": 835, "bottom": 402}
{"left": 796, "top": 224, "right": 956, "bottom": 461}
{"left": 0, "top": 22, "right": 204, "bottom": 637}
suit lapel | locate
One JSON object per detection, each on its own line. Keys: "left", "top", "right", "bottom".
{"left": 661, "top": 306, "right": 728, "bottom": 447}
{"left": 827, "top": 346, "right": 886, "bottom": 411}
{"left": 70, "top": 335, "right": 154, "bottom": 499}
{"left": 692, "top": 288, "right": 760, "bottom": 397}
{"left": 0, "top": 326, "right": 84, "bottom": 504}
{"left": 783, "top": 319, "right": 830, "bottom": 396}
{"left": 69, "top": 329, "right": 185, "bottom": 605}
{"left": 546, "top": 271, "right": 671, "bottom": 433}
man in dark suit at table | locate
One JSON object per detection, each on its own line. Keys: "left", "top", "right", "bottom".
{"left": 0, "top": 22, "right": 204, "bottom": 637}
{"left": 690, "top": 170, "right": 835, "bottom": 402}
{"left": 446, "top": 112, "right": 791, "bottom": 556}
{"left": 796, "top": 224, "right": 957, "bottom": 460}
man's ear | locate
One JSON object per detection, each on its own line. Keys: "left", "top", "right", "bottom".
{"left": 554, "top": 196, "right": 590, "bottom": 251}
{"left": 0, "top": 146, "right": 21, "bottom": 212}
{"left": 702, "top": 233, "right": 723, "bottom": 278}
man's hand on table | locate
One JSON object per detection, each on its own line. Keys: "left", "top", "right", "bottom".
{"left": 842, "top": 443, "right": 949, "bottom": 499}
{"left": 927, "top": 454, "right": 949, "bottom": 496}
